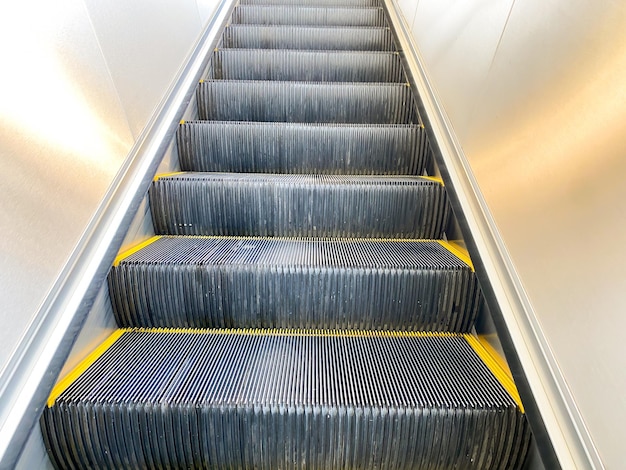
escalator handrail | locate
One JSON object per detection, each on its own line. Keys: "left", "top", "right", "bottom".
{"left": 0, "top": 0, "right": 237, "bottom": 467}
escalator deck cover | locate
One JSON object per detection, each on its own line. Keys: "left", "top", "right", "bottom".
{"left": 42, "top": 330, "right": 530, "bottom": 469}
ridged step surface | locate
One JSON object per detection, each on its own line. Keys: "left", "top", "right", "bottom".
{"left": 178, "top": 122, "right": 428, "bottom": 174}
{"left": 231, "top": 6, "right": 386, "bottom": 26}
{"left": 240, "top": 0, "right": 379, "bottom": 5}
{"left": 198, "top": 81, "right": 418, "bottom": 124}
{"left": 222, "top": 25, "right": 395, "bottom": 51}
{"left": 42, "top": 330, "right": 530, "bottom": 470}
{"left": 109, "top": 236, "right": 480, "bottom": 331}
{"left": 150, "top": 173, "right": 449, "bottom": 238}
{"left": 210, "top": 49, "right": 404, "bottom": 82}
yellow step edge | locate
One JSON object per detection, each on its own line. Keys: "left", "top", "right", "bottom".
{"left": 437, "top": 240, "right": 474, "bottom": 271}
{"left": 477, "top": 335, "right": 513, "bottom": 377}
{"left": 113, "top": 236, "right": 162, "bottom": 267}
{"left": 153, "top": 171, "right": 185, "bottom": 181}
{"left": 420, "top": 175, "right": 444, "bottom": 185}
{"left": 464, "top": 334, "right": 525, "bottom": 413}
{"left": 47, "top": 330, "right": 125, "bottom": 407}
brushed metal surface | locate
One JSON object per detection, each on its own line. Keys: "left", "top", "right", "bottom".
{"left": 0, "top": 0, "right": 229, "bottom": 465}
{"left": 399, "top": 0, "right": 626, "bottom": 467}
{"left": 82, "top": 0, "right": 203, "bottom": 136}
{"left": 0, "top": 0, "right": 134, "bottom": 376}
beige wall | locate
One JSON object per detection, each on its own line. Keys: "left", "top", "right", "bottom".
{"left": 0, "top": 0, "right": 219, "bottom": 375}
{"left": 397, "top": 0, "right": 626, "bottom": 467}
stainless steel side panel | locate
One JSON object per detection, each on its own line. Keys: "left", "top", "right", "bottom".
{"left": 0, "top": 0, "right": 227, "bottom": 466}
{"left": 395, "top": 0, "right": 626, "bottom": 468}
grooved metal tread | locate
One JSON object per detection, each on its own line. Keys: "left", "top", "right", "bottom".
{"left": 197, "top": 80, "right": 418, "bottom": 124}
{"left": 232, "top": 6, "right": 387, "bottom": 26}
{"left": 42, "top": 330, "right": 530, "bottom": 469}
{"left": 109, "top": 236, "right": 480, "bottom": 331}
{"left": 222, "top": 25, "right": 396, "bottom": 51}
{"left": 150, "top": 173, "right": 449, "bottom": 238}
{"left": 210, "top": 49, "right": 405, "bottom": 82}
{"left": 240, "top": 0, "right": 380, "bottom": 5}
{"left": 177, "top": 121, "right": 428, "bottom": 174}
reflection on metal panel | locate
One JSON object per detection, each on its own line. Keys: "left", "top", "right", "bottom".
{"left": 0, "top": 0, "right": 134, "bottom": 375}
{"left": 82, "top": 0, "right": 204, "bottom": 137}
{"left": 400, "top": 0, "right": 626, "bottom": 467}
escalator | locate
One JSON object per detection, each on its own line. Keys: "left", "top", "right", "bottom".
{"left": 39, "top": 0, "right": 532, "bottom": 467}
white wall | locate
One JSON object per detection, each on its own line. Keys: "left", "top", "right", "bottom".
{"left": 397, "top": 0, "right": 626, "bottom": 467}
{"left": 0, "top": 0, "right": 219, "bottom": 376}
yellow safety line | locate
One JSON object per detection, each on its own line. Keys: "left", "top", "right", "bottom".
{"left": 477, "top": 335, "right": 513, "bottom": 377}
{"left": 420, "top": 175, "right": 444, "bottom": 185}
{"left": 464, "top": 334, "right": 525, "bottom": 413}
{"left": 153, "top": 171, "right": 185, "bottom": 181}
{"left": 112, "top": 236, "right": 162, "bottom": 267}
{"left": 437, "top": 240, "right": 474, "bottom": 271}
{"left": 121, "top": 327, "right": 463, "bottom": 339}
{"left": 47, "top": 330, "right": 125, "bottom": 407}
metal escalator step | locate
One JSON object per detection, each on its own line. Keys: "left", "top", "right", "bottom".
{"left": 240, "top": 0, "right": 380, "bottom": 6}
{"left": 222, "top": 25, "right": 395, "bottom": 51}
{"left": 150, "top": 173, "right": 449, "bottom": 238}
{"left": 109, "top": 236, "right": 481, "bottom": 331}
{"left": 42, "top": 330, "right": 530, "bottom": 469}
{"left": 210, "top": 49, "right": 404, "bottom": 82}
{"left": 198, "top": 81, "right": 418, "bottom": 124}
{"left": 231, "top": 6, "right": 386, "bottom": 26}
{"left": 178, "top": 122, "right": 428, "bottom": 174}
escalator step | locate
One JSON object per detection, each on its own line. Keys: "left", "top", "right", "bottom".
{"left": 178, "top": 122, "right": 427, "bottom": 174}
{"left": 42, "top": 330, "right": 530, "bottom": 469}
{"left": 210, "top": 49, "right": 404, "bottom": 82}
{"left": 222, "top": 25, "right": 395, "bottom": 51}
{"left": 150, "top": 173, "right": 449, "bottom": 238}
{"left": 197, "top": 80, "right": 418, "bottom": 124}
{"left": 109, "top": 236, "right": 481, "bottom": 331}
{"left": 231, "top": 6, "right": 387, "bottom": 26}
{"left": 241, "top": 0, "right": 379, "bottom": 6}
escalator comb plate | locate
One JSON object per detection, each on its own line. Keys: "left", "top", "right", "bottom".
{"left": 42, "top": 330, "right": 530, "bottom": 469}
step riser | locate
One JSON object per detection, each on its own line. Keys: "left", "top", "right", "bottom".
{"left": 232, "top": 6, "right": 387, "bottom": 27}
{"left": 43, "top": 405, "right": 528, "bottom": 469}
{"left": 210, "top": 50, "right": 404, "bottom": 82}
{"left": 150, "top": 175, "right": 450, "bottom": 238}
{"left": 110, "top": 238, "right": 480, "bottom": 331}
{"left": 178, "top": 122, "right": 429, "bottom": 174}
{"left": 240, "top": 0, "right": 380, "bottom": 7}
{"left": 222, "top": 26, "right": 395, "bottom": 51}
{"left": 198, "top": 81, "right": 418, "bottom": 124}
{"left": 42, "top": 331, "right": 530, "bottom": 470}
